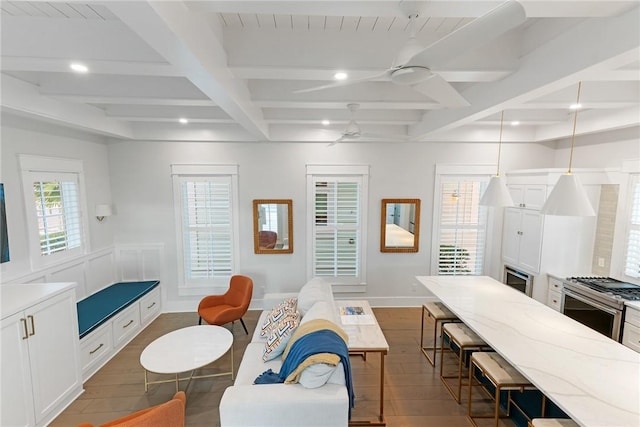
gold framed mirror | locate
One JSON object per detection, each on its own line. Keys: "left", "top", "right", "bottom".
{"left": 253, "top": 199, "right": 293, "bottom": 254}
{"left": 380, "top": 198, "right": 420, "bottom": 253}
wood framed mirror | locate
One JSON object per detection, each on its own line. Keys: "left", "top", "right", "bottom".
{"left": 380, "top": 198, "right": 420, "bottom": 253}
{"left": 253, "top": 199, "right": 293, "bottom": 254}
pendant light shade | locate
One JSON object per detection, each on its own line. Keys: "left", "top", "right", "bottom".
{"left": 540, "top": 173, "right": 595, "bottom": 216}
{"left": 540, "top": 82, "right": 595, "bottom": 216}
{"left": 480, "top": 111, "right": 514, "bottom": 207}
{"left": 480, "top": 175, "right": 514, "bottom": 207}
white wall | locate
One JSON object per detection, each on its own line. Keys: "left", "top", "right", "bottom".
{"left": 106, "top": 139, "right": 555, "bottom": 310}
{"left": 1, "top": 116, "right": 113, "bottom": 283}
{"left": 4, "top": 116, "right": 636, "bottom": 310}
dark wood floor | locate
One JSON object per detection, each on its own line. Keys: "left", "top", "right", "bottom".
{"left": 51, "top": 307, "right": 516, "bottom": 427}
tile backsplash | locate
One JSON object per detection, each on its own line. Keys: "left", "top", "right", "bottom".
{"left": 592, "top": 184, "right": 619, "bottom": 276}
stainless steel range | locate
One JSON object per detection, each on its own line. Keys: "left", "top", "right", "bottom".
{"left": 562, "top": 276, "right": 640, "bottom": 342}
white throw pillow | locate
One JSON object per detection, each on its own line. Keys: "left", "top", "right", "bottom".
{"left": 297, "top": 278, "right": 331, "bottom": 316}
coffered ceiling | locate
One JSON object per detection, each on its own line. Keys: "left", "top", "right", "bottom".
{"left": 1, "top": 1, "right": 639, "bottom": 144}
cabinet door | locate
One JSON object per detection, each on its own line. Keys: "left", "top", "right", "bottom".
{"left": 27, "top": 290, "right": 82, "bottom": 424}
{"left": 518, "top": 211, "right": 543, "bottom": 273}
{"left": 502, "top": 208, "right": 521, "bottom": 266}
{"left": 522, "top": 185, "right": 546, "bottom": 210}
{"left": 1, "top": 312, "right": 35, "bottom": 427}
{"left": 508, "top": 185, "right": 526, "bottom": 207}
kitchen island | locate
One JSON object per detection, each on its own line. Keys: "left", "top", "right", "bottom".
{"left": 417, "top": 275, "right": 640, "bottom": 427}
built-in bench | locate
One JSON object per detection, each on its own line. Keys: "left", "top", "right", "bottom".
{"left": 77, "top": 280, "right": 161, "bottom": 380}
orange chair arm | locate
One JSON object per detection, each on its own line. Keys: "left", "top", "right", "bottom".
{"left": 198, "top": 294, "right": 227, "bottom": 310}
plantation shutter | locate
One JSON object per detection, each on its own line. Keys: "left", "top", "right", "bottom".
{"left": 33, "top": 173, "right": 82, "bottom": 256}
{"left": 313, "top": 178, "right": 360, "bottom": 278}
{"left": 625, "top": 174, "right": 640, "bottom": 278}
{"left": 437, "top": 180, "right": 487, "bottom": 275}
{"left": 181, "top": 177, "right": 233, "bottom": 281}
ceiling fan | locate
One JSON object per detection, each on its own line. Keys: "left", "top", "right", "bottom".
{"left": 295, "top": 0, "right": 526, "bottom": 108}
{"left": 328, "top": 103, "right": 409, "bottom": 146}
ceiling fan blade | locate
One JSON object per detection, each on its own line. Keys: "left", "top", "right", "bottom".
{"left": 411, "top": 73, "right": 470, "bottom": 108}
{"left": 406, "top": 0, "right": 526, "bottom": 69}
{"left": 293, "top": 70, "right": 392, "bottom": 94}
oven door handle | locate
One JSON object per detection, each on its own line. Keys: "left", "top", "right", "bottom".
{"left": 563, "top": 288, "right": 620, "bottom": 316}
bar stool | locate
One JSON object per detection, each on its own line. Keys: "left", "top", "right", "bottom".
{"left": 440, "top": 323, "right": 491, "bottom": 403}
{"left": 529, "top": 420, "right": 578, "bottom": 427}
{"left": 468, "top": 351, "right": 544, "bottom": 427}
{"left": 420, "top": 302, "right": 460, "bottom": 366}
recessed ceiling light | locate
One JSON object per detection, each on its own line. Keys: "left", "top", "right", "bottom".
{"left": 510, "top": 121, "right": 520, "bottom": 126}
{"left": 569, "top": 103, "right": 582, "bottom": 110}
{"left": 334, "top": 72, "right": 348, "bottom": 80}
{"left": 70, "top": 63, "right": 89, "bottom": 73}
{"left": 179, "top": 118, "right": 189, "bottom": 124}
{"left": 322, "top": 120, "right": 330, "bottom": 126}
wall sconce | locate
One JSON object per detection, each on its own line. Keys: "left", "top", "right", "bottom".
{"left": 95, "top": 204, "right": 113, "bottom": 222}
{"left": 451, "top": 192, "right": 460, "bottom": 202}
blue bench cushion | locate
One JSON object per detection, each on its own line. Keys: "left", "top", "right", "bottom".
{"left": 77, "top": 281, "right": 159, "bottom": 338}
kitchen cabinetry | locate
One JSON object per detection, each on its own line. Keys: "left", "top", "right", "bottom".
{"left": 547, "top": 276, "right": 564, "bottom": 311}
{"left": 622, "top": 304, "right": 640, "bottom": 353}
{"left": 508, "top": 184, "right": 546, "bottom": 210}
{"left": 1, "top": 283, "right": 83, "bottom": 427}
{"left": 502, "top": 208, "right": 544, "bottom": 274}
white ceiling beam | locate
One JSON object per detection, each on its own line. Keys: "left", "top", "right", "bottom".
{"left": 49, "top": 95, "right": 217, "bottom": 106}
{"left": 410, "top": 5, "right": 640, "bottom": 139}
{"left": 254, "top": 101, "right": 441, "bottom": 109}
{"left": 1, "top": 74, "right": 133, "bottom": 139}
{"left": 106, "top": 117, "right": 236, "bottom": 124}
{"left": 107, "top": 1, "right": 269, "bottom": 140}
{"left": 2, "top": 56, "right": 180, "bottom": 77}
{"left": 230, "top": 66, "right": 511, "bottom": 82}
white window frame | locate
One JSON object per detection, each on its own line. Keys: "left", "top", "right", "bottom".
{"left": 430, "top": 164, "right": 493, "bottom": 276}
{"left": 623, "top": 172, "right": 640, "bottom": 280}
{"left": 19, "top": 155, "right": 89, "bottom": 269}
{"left": 306, "top": 165, "right": 369, "bottom": 292}
{"left": 171, "top": 164, "right": 240, "bottom": 296}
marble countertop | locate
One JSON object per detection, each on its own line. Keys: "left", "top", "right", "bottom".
{"left": 626, "top": 300, "right": 640, "bottom": 310}
{"left": 417, "top": 275, "right": 640, "bottom": 427}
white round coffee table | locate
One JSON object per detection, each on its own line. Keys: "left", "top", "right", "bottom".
{"left": 140, "top": 325, "right": 233, "bottom": 392}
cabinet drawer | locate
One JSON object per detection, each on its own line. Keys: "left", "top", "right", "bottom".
{"left": 622, "top": 321, "right": 640, "bottom": 353}
{"left": 548, "top": 277, "right": 563, "bottom": 293}
{"left": 547, "top": 290, "right": 562, "bottom": 312}
{"left": 139, "top": 288, "right": 161, "bottom": 326}
{"left": 80, "top": 325, "right": 112, "bottom": 376}
{"left": 625, "top": 307, "right": 640, "bottom": 328}
{"left": 112, "top": 304, "right": 140, "bottom": 348}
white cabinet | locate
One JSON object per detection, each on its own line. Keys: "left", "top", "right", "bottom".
{"left": 623, "top": 305, "right": 640, "bottom": 353}
{"left": 502, "top": 208, "right": 543, "bottom": 273}
{"left": 508, "top": 184, "right": 547, "bottom": 210}
{"left": 1, "top": 283, "right": 83, "bottom": 427}
{"left": 546, "top": 276, "right": 564, "bottom": 311}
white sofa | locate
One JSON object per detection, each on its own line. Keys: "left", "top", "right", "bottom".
{"left": 219, "top": 279, "right": 350, "bottom": 427}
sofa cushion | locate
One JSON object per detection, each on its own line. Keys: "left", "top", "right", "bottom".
{"left": 263, "top": 313, "right": 300, "bottom": 362}
{"left": 301, "top": 300, "right": 336, "bottom": 324}
{"left": 260, "top": 298, "right": 297, "bottom": 337}
{"left": 297, "top": 278, "right": 332, "bottom": 316}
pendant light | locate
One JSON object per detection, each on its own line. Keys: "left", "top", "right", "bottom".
{"left": 540, "top": 82, "right": 595, "bottom": 216}
{"left": 480, "top": 111, "right": 514, "bottom": 207}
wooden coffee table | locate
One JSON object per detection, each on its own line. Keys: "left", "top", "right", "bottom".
{"left": 335, "top": 300, "right": 389, "bottom": 426}
{"left": 140, "top": 325, "right": 233, "bottom": 392}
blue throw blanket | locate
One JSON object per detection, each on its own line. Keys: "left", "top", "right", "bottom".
{"left": 255, "top": 329, "right": 355, "bottom": 418}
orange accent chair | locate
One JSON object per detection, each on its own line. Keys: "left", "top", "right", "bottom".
{"left": 77, "top": 391, "right": 186, "bottom": 427}
{"left": 198, "top": 275, "right": 253, "bottom": 334}
{"left": 258, "top": 230, "right": 278, "bottom": 249}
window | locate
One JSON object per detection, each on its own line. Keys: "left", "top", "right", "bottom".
{"left": 20, "top": 155, "right": 88, "bottom": 267}
{"left": 306, "top": 165, "right": 368, "bottom": 291}
{"left": 171, "top": 164, "right": 239, "bottom": 295}
{"left": 624, "top": 174, "right": 640, "bottom": 279}
{"left": 431, "top": 165, "right": 491, "bottom": 276}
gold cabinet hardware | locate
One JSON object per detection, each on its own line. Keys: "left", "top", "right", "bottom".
{"left": 89, "top": 343, "right": 104, "bottom": 354}
{"left": 21, "top": 318, "right": 29, "bottom": 340}
{"left": 123, "top": 319, "right": 134, "bottom": 328}
{"left": 27, "top": 315, "right": 35, "bottom": 336}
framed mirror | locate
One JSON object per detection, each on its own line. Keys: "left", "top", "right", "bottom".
{"left": 380, "top": 198, "right": 420, "bottom": 253}
{"left": 253, "top": 199, "right": 293, "bottom": 254}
